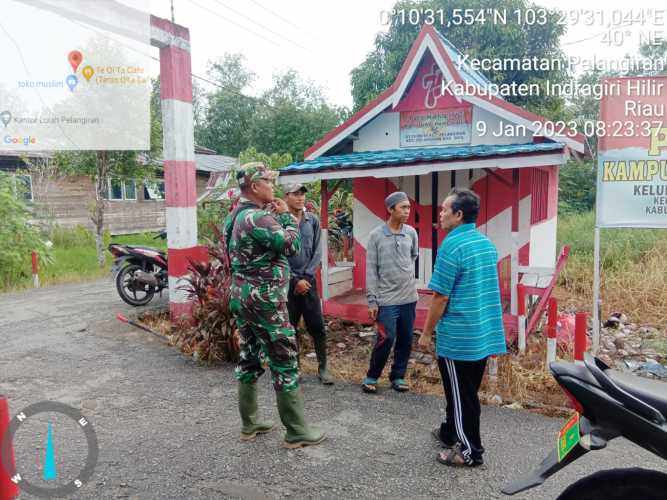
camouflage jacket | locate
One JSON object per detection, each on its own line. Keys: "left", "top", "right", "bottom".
{"left": 224, "top": 197, "right": 301, "bottom": 302}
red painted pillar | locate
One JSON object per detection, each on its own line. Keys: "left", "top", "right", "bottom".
{"left": 547, "top": 297, "right": 558, "bottom": 336}
{"left": 546, "top": 297, "right": 558, "bottom": 366}
{"left": 31, "top": 250, "right": 39, "bottom": 288}
{"left": 575, "top": 312, "right": 587, "bottom": 363}
{"left": 151, "top": 16, "right": 207, "bottom": 320}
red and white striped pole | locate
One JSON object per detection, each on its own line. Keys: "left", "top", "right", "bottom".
{"left": 31, "top": 250, "right": 39, "bottom": 288}
{"left": 151, "top": 17, "right": 206, "bottom": 321}
{"left": 546, "top": 297, "right": 558, "bottom": 368}
{"left": 575, "top": 312, "right": 587, "bottom": 365}
{"left": 517, "top": 283, "right": 526, "bottom": 354}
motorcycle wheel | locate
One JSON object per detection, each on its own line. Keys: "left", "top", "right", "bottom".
{"left": 115, "top": 263, "right": 156, "bottom": 306}
{"left": 557, "top": 467, "right": 667, "bottom": 500}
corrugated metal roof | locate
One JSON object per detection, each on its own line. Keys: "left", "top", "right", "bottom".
{"left": 194, "top": 154, "right": 238, "bottom": 172}
{"left": 0, "top": 150, "right": 53, "bottom": 159}
{"left": 0, "top": 150, "right": 238, "bottom": 173}
{"left": 139, "top": 152, "right": 239, "bottom": 173}
{"left": 282, "top": 143, "right": 564, "bottom": 174}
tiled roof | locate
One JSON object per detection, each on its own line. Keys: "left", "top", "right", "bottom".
{"left": 282, "top": 143, "right": 564, "bottom": 174}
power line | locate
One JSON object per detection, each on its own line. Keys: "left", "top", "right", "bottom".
{"left": 211, "top": 0, "right": 312, "bottom": 53}
{"left": 3, "top": 6, "right": 281, "bottom": 150}
{"left": 562, "top": 22, "right": 636, "bottom": 46}
{"left": 64, "top": 16, "right": 278, "bottom": 111}
{"left": 187, "top": 0, "right": 282, "bottom": 48}
{"left": 247, "top": 0, "right": 318, "bottom": 41}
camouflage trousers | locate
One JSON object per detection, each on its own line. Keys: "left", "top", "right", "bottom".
{"left": 231, "top": 292, "right": 299, "bottom": 393}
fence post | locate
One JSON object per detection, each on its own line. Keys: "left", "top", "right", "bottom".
{"left": 546, "top": 297, "right": 557, "bottom": 369}
{"left": 0, "top": 395, "right": 19, "bottom": 499}
{"left": 575, "top": 312, "right": 587, "bottom": 365}
{"left": 31, "top": 250, "right": 39, "bottom": 288}
{"left": 342, "top": 236, "right": 349, "bottom": 262}
{"left": 517, "top": 284, "right": 526, "bottom": 354}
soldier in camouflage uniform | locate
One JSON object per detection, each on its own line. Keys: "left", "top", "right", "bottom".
{"left": 225, "top": 162, "right": 325, "bottom": 448}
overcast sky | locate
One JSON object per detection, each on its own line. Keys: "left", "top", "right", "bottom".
{"left": 147, "top": 0, "right": 664, "bottom": 108}
{"left": 3, "top": 0, "right": 662, "bottom": 110}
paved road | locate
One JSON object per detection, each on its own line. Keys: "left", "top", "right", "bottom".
{"left": 0, "top": 280, "right": 664, "bottom": 499}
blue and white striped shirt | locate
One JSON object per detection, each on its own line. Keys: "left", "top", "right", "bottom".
{"left": 428, "top": 223, "right": 507, "bottom": 361}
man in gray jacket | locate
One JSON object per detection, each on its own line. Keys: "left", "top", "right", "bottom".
{"left": 362, "top": 191, "right": 418, "bottom": 393}
{"left": 284, "top": 183, "right": 334, "bottom": 385}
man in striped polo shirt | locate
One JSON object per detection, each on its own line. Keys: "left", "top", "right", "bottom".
{"left": 418, "top": 187, "right": 507, "bottom": 467}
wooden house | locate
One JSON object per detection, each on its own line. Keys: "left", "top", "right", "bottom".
{"left": 0, "top": 146, "right": 237, "bottom": 234}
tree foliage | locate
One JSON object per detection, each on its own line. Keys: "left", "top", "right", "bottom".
{"left": 197, "top": 54, "right": 259, "bottom": 157}
{"left": 248, "top": 70, "right": 348, "bottom": 161}
{"left": 198, "top": 55, "right": 347, "bottom": 161}
{"left": 239, "top": 146, "right": 292, "bottom": 170}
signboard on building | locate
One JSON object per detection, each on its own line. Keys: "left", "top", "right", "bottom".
{"left": 596, "top": 76, "right": 667, "bottom": 228}
{"left": 399, "top": 107, "right": 472, "bottom": 147}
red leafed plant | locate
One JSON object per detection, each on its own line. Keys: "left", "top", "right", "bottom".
{"left": 177, "top": 226, "right": 239, "bottom": 363}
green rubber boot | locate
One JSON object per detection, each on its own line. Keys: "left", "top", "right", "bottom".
{"left": 313, "top": 336, "right": 334, "bottom": 385}
{"left": 238, "top": 383, "right": 274, "bottom": 441}
{"left": 276, "top": 388, "right": 326, "bottom": 448}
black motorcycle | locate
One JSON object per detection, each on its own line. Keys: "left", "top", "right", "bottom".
{"left": 503, "top": 353, "right": 667, "bottom": 499}
{"left": 108, "top": 230, "right": 168, "bottom": 306}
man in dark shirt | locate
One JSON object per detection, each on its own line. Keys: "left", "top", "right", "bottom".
{"left": 284, "top": 183, "right": 334, "bottom": 385}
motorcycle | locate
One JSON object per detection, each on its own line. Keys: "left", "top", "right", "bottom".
{"left": 502, "top": 353, "right": 667, "bottom": 499}
{"left": 108, "top": 230, "right": 168, "bottom": 306}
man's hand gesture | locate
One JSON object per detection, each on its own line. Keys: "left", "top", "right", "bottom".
{"left": 294, "top": 279, "right": 311, "bottom": 295}
{"left": 270, "top": 198, "right": 289, "bottom": 214}
{"left": 417, "top": 331, "right": 433, "bottom": 352}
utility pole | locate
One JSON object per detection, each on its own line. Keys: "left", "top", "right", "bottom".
{"left": 15, "top": 0, "right": 203, "bottom": 320}
{"left": 170, "top": 0, "right": 175, "bottom": 23}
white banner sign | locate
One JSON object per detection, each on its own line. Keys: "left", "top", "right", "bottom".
{"left": 596, "top": 76, "right": 667, "bottom": 228}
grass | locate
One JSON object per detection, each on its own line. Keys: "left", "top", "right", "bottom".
{"left": 556, "top": 211, "right": 667, "bottom": 328}
{"left": 0, "top": 226, "right": 167, "bottom": 292}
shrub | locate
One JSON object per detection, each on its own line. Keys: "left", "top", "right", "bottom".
{"left": 558, "top": 160, "right": 596, "bottom": 214}
{"left": 0, "top": 172, "right": 51, "bottom": 287}
{"left": 177, "top": 228, "right": 239, "bottom": 363}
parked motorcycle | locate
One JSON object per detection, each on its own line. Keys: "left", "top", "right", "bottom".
{"left": 502, "top": 353, "right": 667, "bottom": 499}
{"left": 108, "top": 230, "right": 168, "bottom": 306}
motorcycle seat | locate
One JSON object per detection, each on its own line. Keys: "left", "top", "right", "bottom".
{"left": 551, "top": 361, "right": 667, "bottom": 420}
{"left": 126, "top": 245, "right": 166, "bottom": 256}
{"left": 607, "top": 370, "right": 667, "bottom": 419}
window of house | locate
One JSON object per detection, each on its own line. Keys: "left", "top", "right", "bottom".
{"left": 144, "top": 180, "right": 165, "bottom": 200}
{"left": 108, "top": 178, "right": 124, "bottom": 200}
{"left": 124, "top": 180, "right": 137, "bottom": 200}
{"left": 14, "top": 174, "right": 33, "bottom": 202}
{"left": 107, "top": 177, "right": 137, "bottom": 201}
